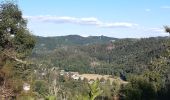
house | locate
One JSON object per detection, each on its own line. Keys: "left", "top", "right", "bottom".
{"left": 70, "top": 72, "right": 80, "bottom": 80}
{"left": 71, "top": 74, "right": 79, "bottom": 80}
{"left": 80, "top": 76, "right": 84, "bottom": 80}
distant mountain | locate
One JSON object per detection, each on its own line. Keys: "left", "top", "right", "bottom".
{"left": 34, "top": 35, "right": 117, "bottom": 51}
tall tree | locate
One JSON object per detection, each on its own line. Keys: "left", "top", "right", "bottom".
{"left": 0, "top": 1, "right": 35, "bottom": 99}
{"left": 0, "top": 1, "right": 35, "bottom": 58}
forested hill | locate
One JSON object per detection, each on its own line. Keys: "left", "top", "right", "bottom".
{"left": 32, "top": 36, "right": 170, "bottom": 75}
{"left": 34, "top": 35, "right": 117, "bottom": 50}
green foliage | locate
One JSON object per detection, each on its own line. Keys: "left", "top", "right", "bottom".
{"left": 88, "top": 80, "right": 103, "bottom": 100}
{"left": 45, "top": 95, "right": 57, "bottom": 100}
{"left": 75, "top": 94, "right": 89, "bottom": 100}
{"left": 17, "top": 96, "right": 35, "bottom": 100}
{"left": 33, "top": 80, "right": 49, "bottom": 97}
{"left": 121, "top": 76, "right": 156, "bottom": 100}
{"left": 142, "top": 71, "right": 162, "bottom": 92}
{"left": 0, "top": 1, "right": 35, "bottom": 53}
{"left": 111, "top": 80, "right": 121, "bottom": 97}
{"left": 13, "top": 30, "right": 36, "bottom": 58}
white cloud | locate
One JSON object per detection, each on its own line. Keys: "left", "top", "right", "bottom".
{"left": 24, "top": 15, "right": 138, "bottom": 28}
{"left": 145, "top": 9, "right": 151, "bottom": 12}
{"left": 161, "top": 6, "right": 170, "bottom": 9}
{"left": 101, "top": 22, "right": 138, "bottom": 28}
{"left": 147, "top": 28, "right": 168, "bottom": 35}
{"left": 80, "top": 18, "right": 102, "bottom": 25}
{"left": 149, "top": 28, "right": 163, "bottom": 32}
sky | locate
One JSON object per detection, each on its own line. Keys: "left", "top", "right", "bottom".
{"left": 4, "top": 0, "right": 170, "bottom": 38}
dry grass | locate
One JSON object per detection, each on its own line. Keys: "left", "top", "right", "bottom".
{"left": 79, "top": 74, "right": 128, "bottom": 84}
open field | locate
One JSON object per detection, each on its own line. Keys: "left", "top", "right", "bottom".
{"left": 79, "top": 74, "right": 128, "bottom": 84}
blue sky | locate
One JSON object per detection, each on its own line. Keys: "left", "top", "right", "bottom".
{"left": 7, "top": 0, "right": 170, "bottom": 38}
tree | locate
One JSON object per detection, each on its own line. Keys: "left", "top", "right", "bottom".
{"left": 164, "top": 26, "right": 170, "bottom": 34}
{"left": 0, "top": 1, "right": 35, "bottom": 58}
{"left": 121, "top": 76, "right": 156, "bottom": 100}
{"left": 33, "top": 80, "right": 49, "bottom": 97}
{"left": 0, "top": 1, "right": 35, "bottom": 98}
{"left": 111, "top": 80, "right": 121, "bottom": 100}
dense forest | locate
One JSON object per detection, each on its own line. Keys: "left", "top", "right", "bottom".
{"left": 33, "top": 36, "right": 169, "bottom": 75}
{"left": 0, "top": 1, "right": 170, "bottom": 100}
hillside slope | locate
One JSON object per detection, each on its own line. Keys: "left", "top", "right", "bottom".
{"left": 31, "top": 36, "right": 170, "bottom": 76}
{"left": 34, "top": 35, "right": 117, "bottom": 51}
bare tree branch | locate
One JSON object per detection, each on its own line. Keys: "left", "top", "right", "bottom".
{"left": 1, "top": 50, "right": 27, "bottom": 64}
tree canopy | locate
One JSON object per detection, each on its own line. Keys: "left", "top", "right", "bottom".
{"left": 0, "top": 1, "right": 35, "bottom": 58}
